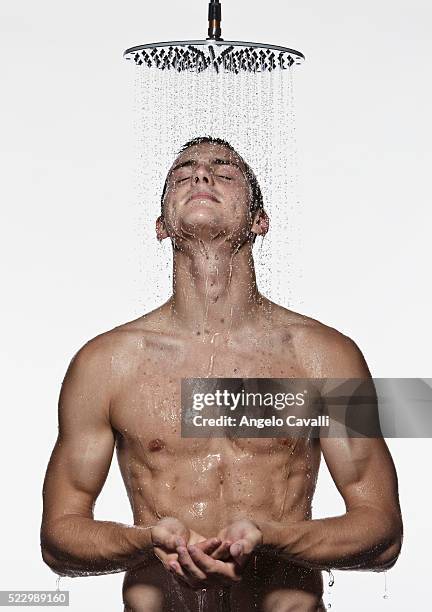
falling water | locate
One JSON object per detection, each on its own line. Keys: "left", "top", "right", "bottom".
{"left": 169, "top": 574, "right": 191, "bottom": 611}
{"left": 383, "top": 571, "right": 389, "bottom": 600}
{"left": 131, "top": 62, "right": 303, "bottom": 314}
{"left": 127, "top": 49, "right": 305, "bottom": 612}
{"left": 326, "top": 569, "right": 334, "bottom": 609}
{"left": 197, "top": 587, "right": 207, "bottom": 611}
{"left": 253, "top": 553, "right": 258, "bottom": 608}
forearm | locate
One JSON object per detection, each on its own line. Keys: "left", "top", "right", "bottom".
{"left": 41, "top": 515, "right": 154, "bottom": 577}
{"left": 257, "top": 506, "right": 402, "bottom": 571}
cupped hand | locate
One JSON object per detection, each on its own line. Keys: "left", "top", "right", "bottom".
{"left": 151, "top": 517, "right": 221, "bottom": 580}
{"left": 173, "top": 542, "right": 243, "bottom": 589}
{"left": 170, "top": 519, "right": 263, "bottom": 590}
{"left": 215, "top": 519, "right": 263, "bottom": 569}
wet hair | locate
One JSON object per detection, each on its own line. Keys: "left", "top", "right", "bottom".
{"left": 160, "top": 136, "right": 264, "bottom": 220}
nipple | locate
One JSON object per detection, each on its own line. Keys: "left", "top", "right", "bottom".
{"left": 148, "top": 438, "right": 166, "bottom": 452}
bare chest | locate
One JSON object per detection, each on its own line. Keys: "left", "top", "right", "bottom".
{"left": 110, "top": 334, "right": 308, "bottom": 463}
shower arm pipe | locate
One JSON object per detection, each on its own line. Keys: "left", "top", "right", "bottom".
{"left": 207, "top": 0, "right": 222, "bottom": 40}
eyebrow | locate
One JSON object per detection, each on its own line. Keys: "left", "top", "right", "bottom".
{"left": 170, "top": 158, "right": 242, "bottom": 173}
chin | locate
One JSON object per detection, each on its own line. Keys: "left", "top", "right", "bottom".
{"left": 181, "top": 207, "right": 222, "bottom": 227}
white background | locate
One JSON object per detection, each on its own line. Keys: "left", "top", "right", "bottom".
{"left": 1, "top": 0, "right": 431, "bottom": 609}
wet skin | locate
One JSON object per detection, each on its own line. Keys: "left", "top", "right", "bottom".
{"left": 116, "top": 304, "right": 324, "bottom": 610}
{"left": 41, "top": 142, "right": 402, "bottom": 611}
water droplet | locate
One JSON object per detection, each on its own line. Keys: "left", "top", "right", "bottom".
{"left": 383, "top": 571, "right": 389, "bottom": 599}
{"left": 325, "top": 569, "right": 334, "bottom": 609}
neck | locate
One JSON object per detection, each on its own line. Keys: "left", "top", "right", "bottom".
{"left": 168, "top": 241, "right": 264, "bottom": 336}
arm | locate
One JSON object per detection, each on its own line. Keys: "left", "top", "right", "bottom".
{"left": 40, "top": 336, "right": 153, "bottom": 577}
{"left": 258, "top": 436, "right": 402, "bottom": 571}
{"left": 257, "top": 332, "right": 403, "bottom": 572}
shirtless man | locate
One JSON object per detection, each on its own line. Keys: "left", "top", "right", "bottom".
{"left": 40, "top": 137, "right": 403, "bottom": 611}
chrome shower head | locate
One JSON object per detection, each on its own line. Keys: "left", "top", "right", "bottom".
{"left": 124, "top": 1, "right": 304, "bottom": 73}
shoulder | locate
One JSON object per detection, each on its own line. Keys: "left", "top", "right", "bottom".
{"left": 66, "top": 306, "right": 171, "bottom": 376}
{"left": 65, "top": 317, "right": 148, "bottom": 380}
{"left": 275, "top": 306, "right": 371, "bottom": 378}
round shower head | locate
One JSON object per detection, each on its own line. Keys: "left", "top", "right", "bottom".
{"left": 124, "top": 1, "right": 304, "bottom": 73}
{"left": 124, "top": 39, "right": 304, "bottom": 73}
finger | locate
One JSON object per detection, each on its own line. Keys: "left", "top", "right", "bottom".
{"left": 176, "top": 546, "right": 208, "bottom": 581}
{"left": 230, "top": 540, "right": 252, "bottom": 568}
{"left": 169, "top": 560, "right": 207, "bottom": 590}
{"left": 154, "top": 548, "right": 178, "bottom": 569}
{"left": 168, "top": 561, "right": 195, "bottom": 588}
{"left": 157, "top": 518, "right": 188, "bottom": 541}
{"left": 161, "top": 535, "right": 185, "bottom": 551}
{"left": 195, "top": 538, "right": 221, "bottom": 555}
{"left": 211, "top": 540, "right": 232, "bottom": 560}
{"left": 187, "top": 546, "right": 217, "bottom": 573}
{"left": 153, "top": 546, "right": 173, "bottom": 560}
{"left": 168, "top": 561, "right": 186, "bottom": 578}
{"left": 188, "top": 548, "right": 242, "bottom": 583}
{"left": 152, "top": 530, "right": 185, "bottom": 552}
{"left": 231, "top": 542, "right": 243, "bottom": 558}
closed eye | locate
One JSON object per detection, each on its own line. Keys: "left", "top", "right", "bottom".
{"left": 217, "top": 175, "right": 233, "bottom": 181}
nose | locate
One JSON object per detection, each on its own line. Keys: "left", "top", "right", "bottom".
{"left": 192, "top": 163, "right": 214, "bottom": 185}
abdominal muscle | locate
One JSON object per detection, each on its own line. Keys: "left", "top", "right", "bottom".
{"left": 118, "top": 435, "right": 324, "bottom": 611}
{"left": 118, "top": 434, "right": 319, "bottom": 531}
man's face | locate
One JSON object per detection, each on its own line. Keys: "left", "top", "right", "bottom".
{"left": 160, "top": 142, "right": 254, "bottom": 244}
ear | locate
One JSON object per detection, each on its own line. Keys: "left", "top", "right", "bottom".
{"left": 156, "top": 215, "right": 169, "bottom": 241}
{"left": 250, "top": 209, "right": 269, "bottom": 237}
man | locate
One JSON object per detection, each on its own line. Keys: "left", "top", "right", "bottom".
{"left": 41, "top": 137, "right": 403, "bottom": 611}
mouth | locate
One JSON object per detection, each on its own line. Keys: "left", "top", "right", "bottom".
{"left": 187, "top": 191, "right": 220, "bottom": 203}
